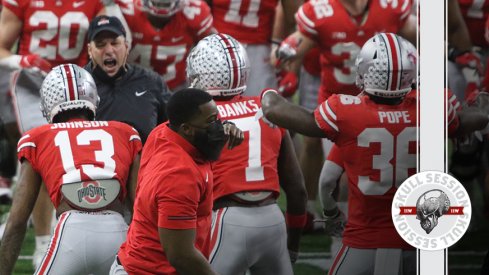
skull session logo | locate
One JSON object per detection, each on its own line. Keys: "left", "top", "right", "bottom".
{"left": 416, "top": 190, "right": 452, "bottom": 234}
{"left": 391, "top": 171, "right": 471, "bottom": 250}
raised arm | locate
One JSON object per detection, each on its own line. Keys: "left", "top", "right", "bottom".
{"left": 261, "top": 90, "right": 326, "bottom": 137}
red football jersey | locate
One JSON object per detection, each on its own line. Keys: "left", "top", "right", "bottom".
{"left": 2, "top": 0, "right": 104, "bottom": 66}
{"left": 296, "top": 0, "right": 412, "bottom": 102}
{"left": 326, "top": 144, "right": 343, "bottom": 167}
{"left": 211, "top": 0, "right": 278, "bottom": 44}
{"left": 212, "top": 95, "right": 285, "bottom": 200}
{"left": 118, "top": 0, "right": 213, "bottom": 90}
{"left": 17, "top": 120, "right": 142, "bottom": 207}
{"left": 458, "top": 0, "right": 489, "bottom": 47}
{"left": 314, "top": 93, "right": 417, "bottom": 249}
{"left": 303, "top": 46, "right": 322, "bottom": 76}
{"left": 119, "top": 123, "right": 213, "bottom": 275}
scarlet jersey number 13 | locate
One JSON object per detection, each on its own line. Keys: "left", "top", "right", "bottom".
{"left": 55, "top": 130, "right": 116, "bottom": 183}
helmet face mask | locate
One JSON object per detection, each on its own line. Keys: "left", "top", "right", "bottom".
{"left": 186, "top": 33, "right": 250, "bottom": 97}
{"left": 40, "top": 64, "right": 99, "bottom": 123}
{"left": 355, "top": 33, "right": 417, "bottom": 98}
{"left": 138, "top": 0, "right": 182, "bottom": 18}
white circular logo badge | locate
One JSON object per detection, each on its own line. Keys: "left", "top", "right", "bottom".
{"left": 391, "top": 171, "right": 472, "bottom": 251}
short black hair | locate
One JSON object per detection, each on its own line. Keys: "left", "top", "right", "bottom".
{"left": 166, "top": 88, "right": 212, "bottom": 127}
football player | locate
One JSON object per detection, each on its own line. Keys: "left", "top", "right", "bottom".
{"left": 111, "top": 89, "right": 244, "bottom": 275}
{"left": 117, "top": 0, "right": 215, "bottom": 92}
{"left": 209, "top": 0, "right": 300, "bottom": 96}
{"left": 0, "top": 0, "right": 128, "bottom": 268}
{"left": 272, "top": 0, "right": 417, "bottom": 233}
{"left": 274, "top": 0, "right": 416, "bottom": 104}
{"left": 186, "top": 33, "right": 307, "bottom": 274}
{"left": 0, "top": 64, "right": 141, "bottom": 275}
{"left": 262, "top": 33, "right": 419, "bottom": 274}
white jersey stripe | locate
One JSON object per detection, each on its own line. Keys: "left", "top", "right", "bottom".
{"left": 129, "top": 135, "right": 141, "bottom": 141}
{"left": 4, "top": 0, "right": 18, "bottom": 6}
{"left": 297, "top": 7, "right": 315, "bottom": 29}
{"left": 296, "top": 11, "right": 318, "bottom": 35}
{"left": 198, "top": 17, "right": 213, "bottom": 36}
{"left": 200, "top": 15, "right": 212, "bottom": 27}
{"left": 17, "top": 134, "right": 31, "bottom": 145}
{"left": 319, "top": 104, "right": 339, "bottom": 131}
{"left": 325, "top": 101, "right": 337, "bottom": 120}
{"left": 17, "top": 142, "right": 36, "bottom": 152}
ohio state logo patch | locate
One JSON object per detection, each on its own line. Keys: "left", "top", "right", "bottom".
{"left": 61, "top": 179, "right": 120, "bottom": 210}
{"left": 391, "top": 171, "right": 471, "bottom": 250}
{"left": 77, "top": 181, "right": 107, "bottom": 204}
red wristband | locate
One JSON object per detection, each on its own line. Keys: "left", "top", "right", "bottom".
{"left": 285, "top": 212, "right": 307, "bottom": 229}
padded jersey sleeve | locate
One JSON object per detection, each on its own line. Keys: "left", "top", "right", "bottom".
{"left": 393, "top": 0, "right": 413, "bottom": 29}
{"left": 295, "top": 1, "right": 326, "bottom": 41}
{"left": 114, "top": 121, "right": 143, "bottom": 159}
{"left": 313, "top": 94, "right": 342, "bottom": 142}
{"left": 16, "top": 127, "right": 41, "bottom": 170}
{"left": 2, "top": 0, "right": 27, "bottom": 19}
{"left": 185, "top": 0, "right": 214, "bottom": 39}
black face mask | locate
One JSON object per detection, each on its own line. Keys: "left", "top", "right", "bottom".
{"left": 192, "top": 120, "right": 227, "bottom": 161}
{"left": 91, "top": 62, "right": 125, "bottom": 84}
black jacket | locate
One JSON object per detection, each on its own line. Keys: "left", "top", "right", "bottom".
{"left": 85, "top": 62, "right": 170, "bottom": 143}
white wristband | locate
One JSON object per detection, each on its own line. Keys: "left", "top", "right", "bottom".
{"left": 0, "top": 55, "right": 22, "bottom": 70}
{"left": 261, "top": 89, "right": 279, "bottom": 99}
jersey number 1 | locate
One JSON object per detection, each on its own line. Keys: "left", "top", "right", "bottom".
{"left": 231, "top": 116, "right": 264, "bottom": 181}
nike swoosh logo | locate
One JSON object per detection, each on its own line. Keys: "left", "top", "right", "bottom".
{"left": 73, "top": 1, "right": 84, "bottom": 7}
{"left": 171, "top": 36, "right": 184, "bottom": 43}
{"left": 135, "top": 90, "right": 147, "bottom": 97}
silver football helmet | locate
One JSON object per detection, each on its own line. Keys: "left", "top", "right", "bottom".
{"left": 40, "top": 64, "right": 99, "bottom": 123}
{"left": 355, "top": 33, "right": 417, "bottom": 98}
{"left": 137, "top": 0, "right": 183, "bottom": 18}
{"left": 186, "top": 33, "right": 250, "bottom": 96}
